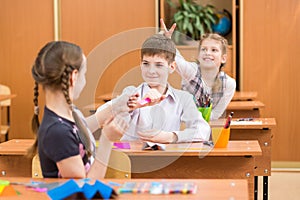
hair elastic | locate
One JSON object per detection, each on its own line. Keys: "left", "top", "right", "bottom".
{"left": 34, "top": 106, "right": 39, "bottom": 115}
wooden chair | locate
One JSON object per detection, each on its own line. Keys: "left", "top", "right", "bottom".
{"left": 32, "top": 154, "right": 43, "bottom": 178}
{"left": 0, "top": 84, "right": 11, "bottom": 141}
{"left": 105, "top": 149, "right": 131, "bottom": 179}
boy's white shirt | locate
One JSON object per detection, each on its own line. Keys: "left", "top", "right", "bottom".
{"left": 120, "top": 83, "right": 211, "bottom": 142}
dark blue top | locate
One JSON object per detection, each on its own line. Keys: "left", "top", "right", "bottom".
{"left": 38, "top": 106, "right": 90, "bottom": 178}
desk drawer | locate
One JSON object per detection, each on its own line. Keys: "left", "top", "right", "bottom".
{"left": 0, "top": 155, "right": 32, "bottom": 177}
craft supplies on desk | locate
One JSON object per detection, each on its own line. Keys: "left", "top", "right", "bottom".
{"left": 118, "top": 181, "right": 197, "bottom": 195}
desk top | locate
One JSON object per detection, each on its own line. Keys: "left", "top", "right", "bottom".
{"left": 227, "top": 100, "right": 265, "bottom": 110}
{"left": 0, "top": 94, "right": 17, "bottom": 102}
{"left": 1, "top": 177, "right": 248, "bottom": 199}
{"left": 232, "top": 91, "right": 257, "bottom": 101}
{"left": 210, "top": 118, "right": 276, "bottom": 129}
{"left": 0, "top": 139, "right": 34, "bottom": 155}
{"left": 0, "top": 139, "right": 261, "bottom": 157}
{"left": 118, "top": 140, "right": 262, "bottom": 157}
{"left": 98, "top": 91, "right": 258, "bottom": 102}
{"left": 97, "top": 92, "right": 119, "bottom": 102}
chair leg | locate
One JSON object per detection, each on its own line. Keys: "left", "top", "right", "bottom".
{"left": 5, "top": 131, "right": 9, "bottom": 141}
{"left": 7, "top": 106, "right": 10, "bottom": 125}
{"left": 6, "top": 106, "right": 10, "bottom": 141}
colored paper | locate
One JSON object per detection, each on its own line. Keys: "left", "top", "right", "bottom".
{"left": 47, "top": 179, "right": 117, "bottom": 200}
{"left": 0, "top": 185, "right": 17, "bottom": 197}
{"left": 113, "top": 142, "right": 131, "bottom": 149}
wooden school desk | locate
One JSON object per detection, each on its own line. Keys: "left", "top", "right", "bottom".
{"left": 97, "top": 92, "right": 118, "bottom": 103}
{"left": 226, "top": 100, "right": 265, "bottom": 118}
{"left": 232, "top": 91, "right": 258, "bottom": 101}
{"left": 0, "top": 177, "right": 249, "bottom": 200}
{"left": 0, "top": 139, "right": 260, "bottom": 199}
{"left": 0, "top": 139, "right": 33, "bottom": 177}
{"left": 118, "top": 140, "right": 261, "bottom": 200}
{"left": 210, "top": 118, "right": 276, "bottom": 200}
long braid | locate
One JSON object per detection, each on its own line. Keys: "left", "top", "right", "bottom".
{"left": 212, "top": 72, "right": 222, "bottom": 93}
{"left": 61, "top": 65, "right": 93, "bottom": 157}
{"left": 27, "top": 82, "right": 40, "bottom": 157}
{"left": 28, "top": 42, "right": 55, "bottom": 158}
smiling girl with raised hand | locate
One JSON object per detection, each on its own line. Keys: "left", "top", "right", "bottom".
{"left": 160, "top": 19, "right": 236, "bottom": 120}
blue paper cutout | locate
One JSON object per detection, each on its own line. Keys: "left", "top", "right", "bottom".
{"left": 47, "top": 179, "right": 115, "bottom": 200}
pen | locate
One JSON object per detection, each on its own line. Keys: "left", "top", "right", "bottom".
{"left": 237, "top": 117, "right": 253, "bottom": 121}
{"left": 224, "top": 112, "right": 234, "bottom": 129}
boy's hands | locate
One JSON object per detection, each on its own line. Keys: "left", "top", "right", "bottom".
{"left": 127, "top": 88, "right": 165, "bottom": 110}
{"left": 143, "top": 88, "right": 166, "bottom": 106}
{"left": 127, "top": 92, "right": 140, "bottom": 110}
{"left": 138, "top": 130, "right": 176, "bottom": 143}
{"left": 160, "top": 18, "right": 176, "bottom": 39}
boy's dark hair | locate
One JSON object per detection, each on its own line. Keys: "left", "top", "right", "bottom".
{"left": 141, "top": 34, "right": 176, "bottom": 64}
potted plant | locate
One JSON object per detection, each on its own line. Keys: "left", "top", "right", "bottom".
{"left": 167, "top": 0, "right": 218, "bottom": 44}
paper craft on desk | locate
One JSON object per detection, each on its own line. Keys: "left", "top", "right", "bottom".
{"left": 47, "top": 179, "right": 117, "bottom": 200}
{"left": 142, "top": 142, "right": 166, "bottom": 151}
{"left": 113, "top": 142, "right": 131, "bottom": 149}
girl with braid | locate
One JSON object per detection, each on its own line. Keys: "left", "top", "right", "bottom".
{"left": 160, "top": 19, "right": 236, "bottom": 120}
{"left": 29, "top": 41, "right": 131, "bottom": 178}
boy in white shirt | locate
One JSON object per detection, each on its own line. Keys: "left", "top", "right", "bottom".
{"left": 119, "top": 34, "right": 211, "bottom": 143}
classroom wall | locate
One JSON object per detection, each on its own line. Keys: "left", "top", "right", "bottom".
{"left": 242, "top": 0, "right": 300, "bottom": 161}
{"left": 1, "top": 0, "right": 300, "bottom": 162}
{"left": 0, "top": 0, "right": 157, "bottom": 138}
{"left": 0, "top": 0, "right": 54, "bottom": 139}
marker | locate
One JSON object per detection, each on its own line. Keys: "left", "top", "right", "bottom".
{"left": 138, "top": 97, "right": 151, "bottom": 106}
{"left": 224, "top": 112, "right": 234, "bottom": 129}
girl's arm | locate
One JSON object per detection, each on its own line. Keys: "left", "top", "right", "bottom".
{"left": 56, "top": 155, "right": 86, "bottom": 178}
{"left": 86, "top": 91, "right": 132, "bottom": 133}
{"left": 175, "top": 49, "right": 199, "bottom": 81}
{"left": 88, "top": 115, "right": 128, "bottom": 179}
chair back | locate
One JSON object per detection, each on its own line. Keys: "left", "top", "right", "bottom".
{"left": 32, "top": 154, "right": 43, "bottom": 178}
{"left": 105, "top": 149, "right": 131, "bottom": 179}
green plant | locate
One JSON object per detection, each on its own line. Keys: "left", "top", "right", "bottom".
{"left": 167, "top": 0, "right": 218, "bottom": 43}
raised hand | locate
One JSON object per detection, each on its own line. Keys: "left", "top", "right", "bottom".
{"left": 160, "top": 18, "right": 176, "bottom": 39}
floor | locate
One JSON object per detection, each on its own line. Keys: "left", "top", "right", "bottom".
{"left": 258, "top": 170, "right": 300, "bottom": 200}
